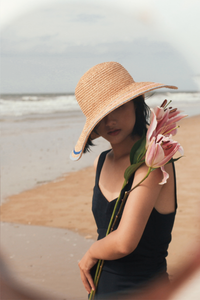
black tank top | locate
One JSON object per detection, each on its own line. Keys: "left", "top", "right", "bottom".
{"left": 92, "top": 150, "right": 177, "bottom": 277}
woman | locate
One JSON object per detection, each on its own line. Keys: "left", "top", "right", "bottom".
{"left": 70, "top": 62, "right": 180, "bottom": 299}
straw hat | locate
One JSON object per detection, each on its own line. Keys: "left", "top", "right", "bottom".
{"left": 70, "top": 61, "right": 177, "bottom": 161}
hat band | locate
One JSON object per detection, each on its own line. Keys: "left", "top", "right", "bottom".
{"left": 73, "top": 149, "right": 82, "bottom": 155}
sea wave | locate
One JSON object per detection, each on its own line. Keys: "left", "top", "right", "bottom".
{"left": 0, "top": 92, "right": 199, "bottom": 117}
{"left": 0, "top": 94, "right": 80, "bottom": 117}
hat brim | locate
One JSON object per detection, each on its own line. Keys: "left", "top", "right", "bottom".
{"left": 70, "top": 82, "right": 177, "bottom": 161}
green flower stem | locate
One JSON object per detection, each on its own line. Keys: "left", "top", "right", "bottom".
{"left": 93, "top": 260, "right": 104, "bottom": 296}
{"left": 89, "top": 181, "right": 128, "bottom": 300}
{"left": 110, "top": 191, "right": 129, "bottom": 232}
{"left": 105, "top": 180, "right": 128, "bottom": 236}
{"left": 89, "top": 167, "right": 152, "bottom": 300}
{"left": 126, "top": 167, "right": 152, "bottom": 195}
{"left": 111, "top": 167, "right": 152, "bottom": 232}
{"left": 90, "top": 260, "right": 103, "bottom": 300}
{"left": 93, "top": 259, "right": 102, "bottom": 284}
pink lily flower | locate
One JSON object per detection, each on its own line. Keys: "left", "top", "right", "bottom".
{"left": 145, "top": 134, "right": 184, "bottom": 185}
{"left": 146, "top": 100, "right": 187, "bottom": 148}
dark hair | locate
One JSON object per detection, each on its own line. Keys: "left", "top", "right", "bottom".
{"left": 132, "top": 95, "right": 150, "bottom": 136}
{"left": 83, "top": 95, "right": 150, "bottom": 153}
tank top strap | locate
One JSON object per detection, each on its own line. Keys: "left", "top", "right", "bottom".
{"left": 172, "top": 161, "right": 178, "bottom": 210}
{"left": 95, "top": 150, "right": 111, "bottom": 185}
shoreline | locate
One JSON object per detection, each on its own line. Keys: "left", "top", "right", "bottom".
{"left": 1, "top": 165, "right": 97, "bottom": 239}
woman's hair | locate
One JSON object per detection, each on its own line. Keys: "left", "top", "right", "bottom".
{"left": 83, "top": 95, "right": 150, "bottom": 153}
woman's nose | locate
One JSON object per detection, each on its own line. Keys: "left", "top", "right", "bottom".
{"left": 104, "top": 111, "right": 116, "bottom": 126}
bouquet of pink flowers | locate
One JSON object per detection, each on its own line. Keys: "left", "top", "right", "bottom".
{"left": 89, "top": 100, "right": 186, "bottom": 300}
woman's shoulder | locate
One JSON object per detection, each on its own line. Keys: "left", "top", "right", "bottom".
{"left": 94, "top": 150, "right": 111, "bottom": 171}
{"left": 132, "top": 162, "right": 175, "bottom": 200}
{"left": 134, "top": 163, "right": 163, "bottom": 188}
{"left": 94, "top": 155, "right": 99, "bottom": 171}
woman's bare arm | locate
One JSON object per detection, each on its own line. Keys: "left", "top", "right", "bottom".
{"left": 88, "top": 163, "right": 165, "bottom": 259}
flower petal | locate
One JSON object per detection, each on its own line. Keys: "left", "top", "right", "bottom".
{"left": 145, "top": 137, "right": 165, "bottom": 168}
{"left": 160, "top": 122, "right": 177, "bottom": 136}
{"left": 145, "top": 138, "right": 157, "bottom": 166}
{"left": 157, "top": 143, "right": 183, "bottom": 166}
{"left": 155, "top": 110, "right": 170, "bottom": 135}
{"left": 146, "top": 109, "right": 157, "bottom": 147}
{"left": 154, "top": 106, "right": 165, "bottom": 120}
{"left": 169, "top": 110, "right": 187, "bottom": 120}
{"left": 152, "top": 144, "right": 165, "bottom": 166}
{"left": 178, "top": 145, "right": 184, "bottom": 156}
{"left": 159, "top": 166, "right": 169, "bottom": 185}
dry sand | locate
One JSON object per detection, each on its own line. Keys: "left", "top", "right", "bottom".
{"left": 1, "top": 167, "right": 97, "bottom": 239}
{"left": 1, "top": 115, "right": 200, "bottom": 297}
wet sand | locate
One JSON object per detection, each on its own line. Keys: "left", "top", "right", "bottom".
{"left": 0, "top": 222, "right": 94, "bottom": 299}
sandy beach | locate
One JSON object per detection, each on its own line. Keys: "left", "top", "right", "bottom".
{"left": 1, "top": 114, "right": 200, "bottom": 299}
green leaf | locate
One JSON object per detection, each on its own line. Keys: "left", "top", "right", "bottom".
{"left": 137, "top": 140, "right": 147, "bottom": 162}
{"left": 167, "top": 156, "right": 183, "bottom": 164}
{"left": 130, "top": 132, "right": 146, "bottom": 164}
{"left": 124, "top": 161, "right": 144, "bottom": 182}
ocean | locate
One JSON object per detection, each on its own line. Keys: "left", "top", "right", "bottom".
{"left": 1, "top": 92, "right": 200, "bottom": 202}
{"left": 1, "top": 92, "right": 200, "bottom": 118}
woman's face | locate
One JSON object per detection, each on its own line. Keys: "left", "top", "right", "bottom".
{"left": 95, "top": 101, "right": 136, "bottom": 146}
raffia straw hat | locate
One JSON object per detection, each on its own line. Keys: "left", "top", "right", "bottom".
{"left": 70, "top": 61, "right": 177, "bottom": 160}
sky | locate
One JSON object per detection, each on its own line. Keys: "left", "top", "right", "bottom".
{"left": 1, "top": 0, "right": 200, "bottom": 93}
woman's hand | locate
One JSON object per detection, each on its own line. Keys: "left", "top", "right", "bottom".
{"left": 78, "top": 249, "right": 98, "bottom": 294}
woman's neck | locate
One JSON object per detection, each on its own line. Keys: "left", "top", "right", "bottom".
{"left": 109, "top": 134, "right": 141, "bottom": 161}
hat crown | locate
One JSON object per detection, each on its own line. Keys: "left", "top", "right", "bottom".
{"left": 75, "top": 62, "right": 135, "bottom": 119}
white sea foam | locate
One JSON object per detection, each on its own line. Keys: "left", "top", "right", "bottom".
{"left": 0, "top": 92, "right": 199, "bottom": 118}
{"left": 0, "top": 94, "right": 80, "bottom": 117}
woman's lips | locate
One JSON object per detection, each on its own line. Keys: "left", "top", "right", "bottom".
{"left": 107, "top": 129, "right": 121, "bottom": 136}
